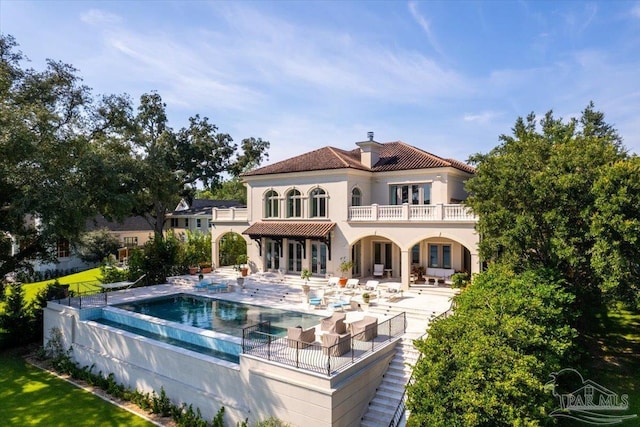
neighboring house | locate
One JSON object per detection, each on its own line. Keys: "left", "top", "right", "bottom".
{"left": 211, "top": 132, "right": 480, "bottom": 290}
{"left": 168, "top": 199, "right": 244, "bottom": 236}
{"left": 85, "top": 215, "right": 157, "bottom": 263}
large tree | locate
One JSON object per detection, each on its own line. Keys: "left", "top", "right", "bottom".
{"left": 465, "top": 103, "right": 630, "bottom": 308}
{"left": 0, "top": 35, "right": 130, "bottom": 278}
{"left": 99, "top": 92, "right": 269, "bottom": 237}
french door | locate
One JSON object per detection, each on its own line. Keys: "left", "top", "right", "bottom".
{"left": 287, "top": 241, "right": 303, "bottom": 273}
{"left": 311, "top": 241, "right": 327, "bottom": 275}
{"left": 265, "top": 239, "right": 280, "bottom": 270}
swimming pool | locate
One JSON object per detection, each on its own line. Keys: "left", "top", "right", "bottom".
{"left": 94, "top": 294, "right": 322, "bottom": 363}
{"left": 114, "top": 294, "right": 321, "bottom": 336}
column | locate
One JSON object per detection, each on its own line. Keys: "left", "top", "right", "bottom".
{"left": 400, "top": 249, "right": 411, "bottom": 291}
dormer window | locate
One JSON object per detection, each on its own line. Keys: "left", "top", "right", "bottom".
{"left": 310, "top": 188, "right": 327, "bottom": 217}
{"left": 287, "top": 189, "right": 302, "bottom": 218}
{"left": 351, "top": 188, "right": 362, "bottom": 206}
{"left": 265, "top": 190, "right": 279, "bottom": 218}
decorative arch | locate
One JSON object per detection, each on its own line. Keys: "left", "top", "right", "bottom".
{"left": 263, "top": 189, "right": 279, "bottom": 218}
{"left": 309, "top": 187, "right": 328, "bottom": 218}
{"left": 351, "top": 186, "right": 362, "bottom": 207}
{"left": 286, "top": 188, "right": 303, "bottom": 218}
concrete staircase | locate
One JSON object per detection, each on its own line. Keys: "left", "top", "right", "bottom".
{"left": 360, "top": 337, "right": 421, "bottom": 427}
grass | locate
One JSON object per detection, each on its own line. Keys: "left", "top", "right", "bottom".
{"left": 0, "top": 350, "right": 155, "bottom": 427}
{"left": 558, "top": 305, "right": 640, "bottom": 426}
{"left": 20, "top": 268, "right": 103, "bottom": 302}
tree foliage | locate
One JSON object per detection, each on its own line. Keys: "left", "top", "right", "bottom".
{"left": 97, "top": 92, "right": 269, "bottom": 238}
{"left": 0, "top": 35, "right": 120, "bottom": 277}
{"left": 0, "top": 284, "right": 35, "bottom": 347}
{"left": 218, "top": 232, "right": 247, "bottom": 267}
{"left": 75, "top": 228, "right": 121, "bottom": 264}
{"left": 407, "top": 266, "right": 576, "bottom": 426}
{"left": 590, "top": 156, "right": 640, "bottom": 308}
{"left": 465, "top": 103, "right": 632, "bottom": 307}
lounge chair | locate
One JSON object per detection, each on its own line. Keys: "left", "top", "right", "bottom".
{"left": 345, "top": 278, "right": 359, "bottom": 289}
{"left": 350, "top": 316, "right": 378, "bottom": 341}
{"left": 373, "top": 264, "right": 384, "bottom": 278}
{"left": 329, "top": 296, "right": 352, "bottom": 311}
{"left": 321, "top": 312, "right": 346, "bottom": 334}
{"left": 364, "top": 280, "right": 379, "bottom": 291}
{"left": 385, "top": 282, "right": 403, "bottom": 301}
{"left": 327, "top": 277, "right": 340, "bottom": 288}
{"left": 287, "top": 326, "right": 316, "bottom": 349}
{"left": 321, "top": 332, "right": 351, "bottom": 356}
{"left": 309, "top": 290, "right": 325, "bottom": 309}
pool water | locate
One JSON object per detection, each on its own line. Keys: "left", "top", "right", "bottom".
{"left": 113, "top": 294, "right": 321, "bottom": 337}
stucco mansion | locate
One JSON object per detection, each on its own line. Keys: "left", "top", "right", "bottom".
{"left": 211, "top": 133, "right": 479, "bottom": 288}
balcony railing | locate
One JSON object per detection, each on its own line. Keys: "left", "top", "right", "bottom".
{"left": 349, "top": 203, "right": 476, "bottom": 222}
{"left": 211, "top": 207, "right": 248, "bottom": 222}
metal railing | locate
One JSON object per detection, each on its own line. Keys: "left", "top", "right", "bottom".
{"left": 49, "top": 289, "right": 108, "bottom": 309}
{"left": 242, "top": 313, "right": 406, "bottom": 376}
{"left": 387, "top": 302, "right": 455, "bottom": 427}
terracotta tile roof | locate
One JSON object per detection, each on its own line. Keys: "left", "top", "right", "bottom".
{"left": 243, "top": 222, "right": 336, "bottom": 238}
{"left": 242, "top": 141, "right": 474, "bottom": 176}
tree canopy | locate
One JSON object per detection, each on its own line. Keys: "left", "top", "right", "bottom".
{"left": 95, "top": 92, "right": 269, "bottom": 237}
{"left": 465, "top": 103, "right": 639, "bottom": 308}
{"left": 407, "top": 266, "right": 577, "bottom": 426}
{"left": 0, "top": 34, "right": 269, "bottom": 278}
{"left": 0, "top": 35, "right": 128, "bottom": 277}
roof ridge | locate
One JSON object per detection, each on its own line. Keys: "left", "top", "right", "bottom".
{"left": 327, "top": 146, "right": 354, "bottom": 168}
{"left": 397, "top": 141, "right": 452, "bottom": 167}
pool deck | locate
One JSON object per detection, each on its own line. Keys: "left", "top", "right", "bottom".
{"left": 102, "top": 272, "right": 458, "bottom": 340}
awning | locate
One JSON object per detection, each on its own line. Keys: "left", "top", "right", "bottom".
{"left": 242, "top": 221, "right": 335, "bottom": 259}
{"left": 242, "top": 221, "right": 335, "bottom": 239}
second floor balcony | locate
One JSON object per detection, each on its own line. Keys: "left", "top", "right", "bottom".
{"left": 212, "top": 207, "right": 248, "bottom": 222}
{"left": 348, "top": 203, "right": 476, "bottom": 222}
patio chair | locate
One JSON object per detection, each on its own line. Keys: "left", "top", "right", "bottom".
{"left": 321, "top": 332, "right": 351, "bottom": 356}
{"left": 373, "top": 264, "right": 384, "bottom": 277}
{"left": 345, "top": 278, "right": 359, "bottom": 288}
{"left": 329, "top": 296, "right": 352, "bottom": 311}
{"left": 309, "top": 290, "right": 325, "bottom": 309}
{"left": 385, "top": 282, "right": 403, "bottom": 301}
{"left": 321, "top": 312, "right": 346, "bottom": 334}
{"left": 350, "top": 316, "right": 378, "bottom": 342}
{"left": 327, "top": 277, "right": 340, "bottom": 288}
{"left": 287, "top": 326, "right": 316, "bottom": 349}
{"left": 364, "top": 280, "right": 379, "bottom": 291}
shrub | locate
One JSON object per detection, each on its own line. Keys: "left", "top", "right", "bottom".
{"left": 407, "top": 265, "right": 577, "bottom": 426}
{"left": 0, "top": 284, "right": 36, "bottom": 347}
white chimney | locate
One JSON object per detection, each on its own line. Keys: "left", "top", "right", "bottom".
{"left": 356, "top": 131, "right": 383, "bottom": 168}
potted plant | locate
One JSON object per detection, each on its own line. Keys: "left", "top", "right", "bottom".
{"left": 236, "top": 254, "right": 249, "bottom": 277}
{"left": 412, "top": 265, "right": 426, "bottom": 283}
{"left": 188, "top": 265, "right": 199, "bottom": 275}
{"left": 300, "top": 268, "right": 312, "bottom": 302}
{"left": 199, "top": 262, "right": 212, "bottom": 274}
{"left": 338, "top": 257, "right": 353, "bottom": 286}
{"left": 362, "top": 292, "right": 371, "bottom": 304}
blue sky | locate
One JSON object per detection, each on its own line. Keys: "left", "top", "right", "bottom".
{"left": 2, "top": 1, "right": 640, "bottom": 165}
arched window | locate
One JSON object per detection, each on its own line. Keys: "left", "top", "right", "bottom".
{"left": 265, "top": 190, "right": 279, "bottom": 218}
{"left": 287, "top": 189, "right": 302, "bottom": 218}
{"left": 310, "top": 188, "right": 328, "bottom": 217}
{"left": 351, "top": 187, "right": 361, "bottom": 206}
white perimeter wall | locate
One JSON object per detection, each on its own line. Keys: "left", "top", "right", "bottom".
{"left": 44, "top": 303, "right": 394, "bottom": 427}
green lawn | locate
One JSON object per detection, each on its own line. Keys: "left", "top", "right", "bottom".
{"left": 0, "top": 351, "right": 155, "bottom": 427}
{"left": 561, "top": 306, "right": 640, "bottom": 426}
{"left": 20, "top": 268, "right": 104, "bottom": 302}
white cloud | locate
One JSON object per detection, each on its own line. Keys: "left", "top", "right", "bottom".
{"left": 80, "top": 9, "right": 122, "bottom": 26}
{"left": 463, "top": 111, "right": 503, "bottom": 125}
{"left": 407, "top": 1, "right": 444, "bottom": 57}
